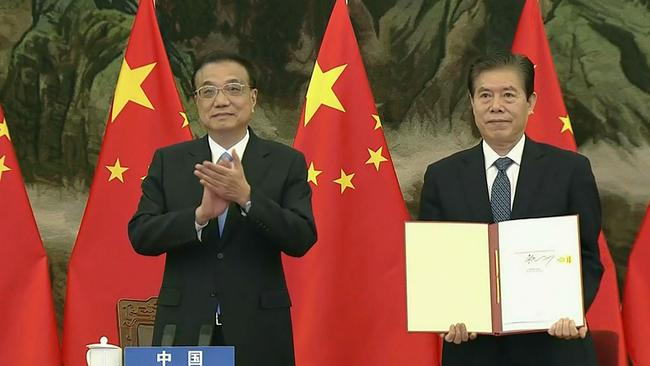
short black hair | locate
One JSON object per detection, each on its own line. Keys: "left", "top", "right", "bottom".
{"left": 192, "top": 52, "right": 258, "bottom": 91}
{"left": 467, "top": 52, "right": 535, "bottom": 99}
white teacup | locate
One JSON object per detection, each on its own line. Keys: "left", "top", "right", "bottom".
{"left": 86, "top": 336, "right": 122, "bottom": 366}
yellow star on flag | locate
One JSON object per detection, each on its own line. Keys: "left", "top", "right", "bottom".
{"left": 371, "top": 114, "right": 382, "bottom": 130}
{"left": 106, "top": 158, "right": 129, "bottom": 183}
{"left": 366, "top": 147, "right": 388, "bottom": 171}
{"left": 111, "top": 59, "right": 156, "bottom": 122}
{"left": 180, "top": 111, "right": 189, "bottom": 128}
{"left": 0, "top": 118, "right": 10, "bottom": 140}
{"left": 334, "top": 169, "right": 355, "bottom": 193}
{"left": 0, "top": 155, "right": 11, "bottom": 180}
{"left": 559, "top": 115, "right": 573, "bottom": 134}
{"left": 304, "top": 62, "right": 347, "bottom": 126}
{"left": 307, "top": 162, "right": 322, "bottom": 185}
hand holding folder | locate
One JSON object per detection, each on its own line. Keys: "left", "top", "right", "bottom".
{"left": 405, "top": 215, "right": 585, "bottom": 335}
{"left": 441, "top": 317, "right": 588, "bottom": 344}
{"left": 547, "top": 317, "right": 588, "bottom": 340}
{"left": 443, "top": 324, "right": 477, "bottom": 344}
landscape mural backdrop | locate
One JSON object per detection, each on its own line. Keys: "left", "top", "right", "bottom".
{"left": 0, "top": 0, "right": 649, "bottom": 329}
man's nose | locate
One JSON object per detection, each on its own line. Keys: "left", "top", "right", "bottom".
{"left": 212, "top": 89, "right": 230, "bottom": 107}
{"left": 489, "top": 96, "right": 505, "bottom": 112}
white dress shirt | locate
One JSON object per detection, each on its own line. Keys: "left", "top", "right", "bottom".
{"left": 482, "top": 134, "right": 526, "bottom": 209}
{"left": 195, "top": 130, "right": 250, "bottom": 240}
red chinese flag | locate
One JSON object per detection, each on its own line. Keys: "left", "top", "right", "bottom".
{"left": 0, "top": 106, "right": 61, "bottom": 364}
{"left": 61, "top": 1, "right": 192, "bottom": 364}
{"left": 284, "top": 0, "right": 439, "bottom": 364}
{"left": 511, "top": 0, "right": 576, "bottom": 151}
{"left": 512, "top": 2, "right": 627, "bottom": 366}
{"left": 623, "top": 202, "right": 650, "bottom": 366}
{"left": 585, "top": 233, "right": 627, "bottom": 366}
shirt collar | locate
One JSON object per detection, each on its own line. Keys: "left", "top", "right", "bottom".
{"left": 208, "top": 129, "right": 250, "bottom": 163}
{"left": 482, "top": 134, "right": 526, "bottom": 171}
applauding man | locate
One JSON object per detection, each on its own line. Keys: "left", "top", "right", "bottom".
{"left": 129, "top": 52, "right": 317, "bottom": 366}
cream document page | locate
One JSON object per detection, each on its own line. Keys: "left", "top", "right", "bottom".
{"left": 405, "top": 222, "right": 493, "bottom": 333}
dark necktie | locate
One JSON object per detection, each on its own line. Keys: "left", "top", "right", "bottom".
{"left": 491, "top": 157, "right": 514, "bottom": 222}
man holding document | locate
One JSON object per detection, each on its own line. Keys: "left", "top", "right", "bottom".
{"left": 417, "top": 53, "right": 603, "bottom": 365}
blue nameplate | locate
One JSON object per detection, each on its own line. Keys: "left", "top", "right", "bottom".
{"left": 124, "top": 346, "right": 234, "bottom": 366}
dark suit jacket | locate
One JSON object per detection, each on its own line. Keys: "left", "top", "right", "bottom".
{"left": 419, "top": 137, "right": 603, "bottom": 366}
{"left": 128, "top": 130, "right": 317, "bottom": 366}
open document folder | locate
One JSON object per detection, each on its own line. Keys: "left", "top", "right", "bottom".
{"left": 405, "top": 215, "right": 584, "bottom": 335}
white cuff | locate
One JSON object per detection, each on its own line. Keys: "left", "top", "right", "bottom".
{"left": 195, "top": 220, "right": 208, "bottom": 242}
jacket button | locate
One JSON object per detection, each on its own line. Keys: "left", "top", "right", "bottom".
{"left": 216, "top": 252, "right": 224, "bottom": 259}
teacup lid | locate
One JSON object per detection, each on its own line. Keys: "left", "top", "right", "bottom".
{"left": 86, "top": 336, "right": 121, "bottom": 350}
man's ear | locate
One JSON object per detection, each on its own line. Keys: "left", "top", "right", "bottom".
{"left": 527, "top": 92, "right": 537, "bottom": 114}
{"left": 250, "top": 88, "right": 258, "bottom": 109}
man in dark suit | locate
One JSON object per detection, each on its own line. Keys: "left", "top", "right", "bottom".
{"left": 128, "top": 52, "right": 317, "bottom": 366}
{"left": 418, "top": 53, "right": 603, "bottom": 366}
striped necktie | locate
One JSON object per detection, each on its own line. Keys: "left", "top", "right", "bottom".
{"left": 490, "top": 157, "right": 514, "bottom": 223}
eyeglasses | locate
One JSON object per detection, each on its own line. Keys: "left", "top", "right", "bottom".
{"left": 193, "top": 83, "right": 251, "bottom": 99}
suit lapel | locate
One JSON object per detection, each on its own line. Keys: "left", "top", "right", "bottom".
{"left": 186, "top": 135, "right": 212, "bottom": 164}
{"left": 240, "top": 130, "right": 272, "bottom": 190}
{"left": 511, "top": 138, "right": 546, "bottom": 219}
{"left": 185, "top": 136, "right": 212, "bottom": 205}
{"left": 220, "top": 129, "right": 271, "bottom": 244}
{"left": 184, "top": 136, "right": 222, "bottom": 242}
{"left": 460, "top": 143, "right": 492, "bottom": 222}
